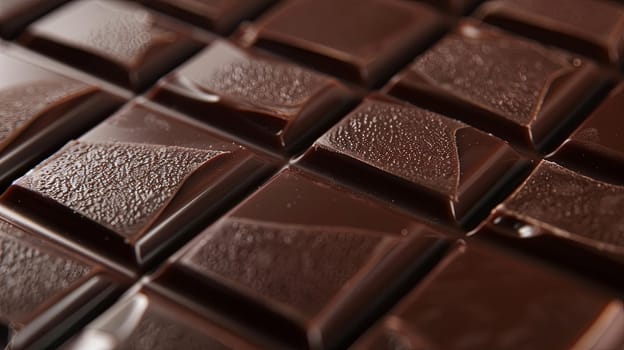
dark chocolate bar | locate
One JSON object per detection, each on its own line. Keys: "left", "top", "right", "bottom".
{"left": 0, "top": 0, "right": 622, "bottom": 349}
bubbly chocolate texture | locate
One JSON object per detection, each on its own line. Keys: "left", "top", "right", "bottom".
{"left": 302, "top": 95, "right": 526, "bottom": 226}
{"left": 1, "top": 103, "right": 276, "bottom": 270}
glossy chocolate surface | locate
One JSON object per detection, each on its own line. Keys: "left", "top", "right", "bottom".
{"left": 0, "top": 218, "right": 126, "bottom": 350}
{"left": 20, "top": 0, "right": 204, "bottom": 91}
{"left": 0, "top": 49, "right": 123, "bottom": 190}
{"left": 149, "top": 40, "right": 356, "bottom": 154}
{"left": 554, "top": 83, "right": 624, "bottom": 183}
{"left": 0, "top": 103, "right": 276, "bottom": 270}
{"left": 142, "top": 0, "right": 275, "bottom": 34}
{"left": 63, "top": 288, "right": 265, "bottom": 350}
{"left": 301, "top": 94, "right": 526, "bottom": 226}
{"left": 478, "top": 0, "right": 624, "bottom": 65}
{"left": 237, "top": 0, "right": 445, "bottom": 87}
{"left": 352, "top": 242, "right": 624, "bottom": 350}
{"left": 0, "top": 0, "right": 67, "bottom": 39}
{"left": 485, "top": 160, "right": 624, "bottom": 288}
{"left": 153, "top": 167, "right": 451, "bottom": 349}
{"left": 386, "top": 20, "right": 607, "bottom": 152}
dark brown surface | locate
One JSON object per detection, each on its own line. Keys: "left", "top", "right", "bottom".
{"left": 237, "top": 0, "right": 445, "bottom": 87}
{"left": 62, "top": 288, "right": 266, "bottom": 350}
{"left": 484, "top": 160, "right": 624, "bottom": 289}
{"left": 351, "top": 241, "right": 624, "bottom": 350}
{"left": 20, "top": 0, "right": 205, "bottom": 91}
{"left": 0, "top": 0, "right": 68, "bottom": 39}
{"left": 386, "top": 20, "right": 608, "bottom": 152}
{"left": 0, "top": 102, "right": 276, "bottom": 270}
{"left": 149, "top": 40, "right": 356, "bottom": 154}
{"left": 416, "top": 0, "right": 482, "bottom": 14}
{"left": 554, "top": 82, "right": 624, "bottom": 183}
{"left": 0, "top": 218, "right": 126, "bottom": 350}
{"left": 152, "top": 167, "right": 452, "bottom": 350}
{"left": 0, "top": 49, "right": 124, "bottom": 190}
{"left": 142, "top": 0, "right": 275, "bottom": 34}
{"left": 477, "top": 0, "right": 624, "bottom": 65}
{"left": 300, "top": 94, "right": 526, "bottom": 226}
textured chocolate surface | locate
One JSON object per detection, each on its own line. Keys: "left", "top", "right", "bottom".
{"left": 0, "top": 219, "right": 125, "bottom": 349}
{"left": 302, "top": 95, "right": 525, "bottom": 225}
{"left": 1, "top": 103, "right": 275, "bottom": 269}
{"left": 238, "top": 0, "right": 444, "bottom": 87}
{"left": 478, "top": 0, "right": 624, "bottom": 64}
{"left": 21, "top": 0, "right": 204, "bottom": 91}
{"left": 386, "top": 20, "right": 605, "bottom": 151}
{"left": 0, "top": 0, "right": 624, "bottom": 348}
{"left": 352, "top": 243, "right": 624, "bottom": 350}
{"left": 150, "top": 41, "right": 354, "bottom": 153}
{"left": 16, "top": 141, "right": 224, "bottom": 237}
{"left": 142, "top": 0, "right": 274, "bottom": 34}
{"left": 0, "top": 50, "right": 123, "bottom": 190}
{"left": 492, "top": 161, "right": 624, "bottom": 252}
{"left": 153, "top": 167, "right": 450, "bottom": 349}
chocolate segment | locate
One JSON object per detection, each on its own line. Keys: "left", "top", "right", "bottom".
{"left": 386, "top": 20, "right": 606, "bottom": 152}
{"left": 149, "top": 40, "right": 355, "bottom": 153}
{"left": 152, "top": 167, "right": 451, "bottom": 350}
{"left": 554, "top": 83, "right": 624, "bottom": 183}
{"left": 351, "top": 242, "right": 624, "bottom": 350}
{"left": 20, "top": 0, "right": 204, "bottom": 91}
{"left": 62, "top": 288, "right": 267, "bottom": 350}
{"left": 142, "top": 0, "right": 275, "bottom": 34}
{"left": 0, "top": 218, "right": 126, "bottom": 349}
{"left": 486, "top": 160, "right": 624, "bottom": 288}
{"left": 0, "top": 50, "right": 124, "bottom": 190}
{"left": 477, "top": 0, "right": 624, "bottom": 65}
{"left": 237, "top": 0, "right": 445, "bottom": 87}
{"left": 0, "top": 103, "right": 276, "bottom": 270}
{"left": 0, "top": 0, "right": 67, "bottom": 38}
{"left": 300, "top": 95, "right": 526, "bottom": 226}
